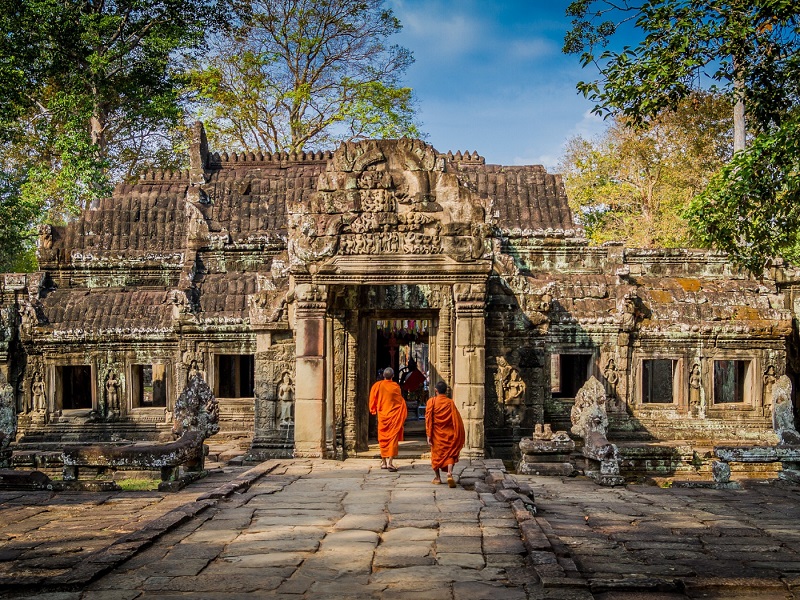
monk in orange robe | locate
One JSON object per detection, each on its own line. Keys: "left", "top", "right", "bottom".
{"left": 369, "top": 367, "right": 407, "bottom": 471}
{"left": 426, "top": 381, "right": 465, "bottom": 487}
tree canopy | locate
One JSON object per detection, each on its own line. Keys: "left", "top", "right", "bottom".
{"left": 565, "top": 0, "right": 800, "bottom": 272}
{"left": 559, "top": 93, "right": 732, "bottom": 248}
{"left": 187, "top": 0, "right": 420, "bottom": 153}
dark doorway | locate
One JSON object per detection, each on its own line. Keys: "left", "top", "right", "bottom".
{"left": 374, "top": 318, "right": 431, "bottom": 439}
{"left": 216, "top": 354, "right": 255, "bottom": 398}
{"left": 61, "top": 365, "right": 92, "bottom": 410}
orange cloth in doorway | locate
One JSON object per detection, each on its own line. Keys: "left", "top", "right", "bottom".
{"left": 369, "top": 379, "right": 408, "bottom": 458}
{"left": 425, "top": 393, "right": 465, "bottom": 471}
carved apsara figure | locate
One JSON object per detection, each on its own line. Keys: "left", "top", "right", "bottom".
{"left": 603, "top": 358, "right": 619, "bottom": 408}
{"left": 763, "top": 365, "right": 777, "bottom": 416}
{"left": 105, "top": 371, "right": 120, "bottom": 417}
{"left": 689, "top": 363, "right": 702, "bottom": 416}
{"left": 31, "top": 371, "right": 46, "bottom": 413}
{"left": 278, "top": 372, "right": 295, "bottom": 426}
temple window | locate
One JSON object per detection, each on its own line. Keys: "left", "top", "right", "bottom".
{"left": 216, "top": 354, "right": 255, "bottom": 398}
{"left": 132, "top": 364, "right": 167, "bottom": 408}
{"left": 551, "top": 353, "right": 592, "bottom": 398}
{"left": 59, "top": 365, "right": 93, "bottom": 410}
{"left": 713, "top": 360, "right": 751, "bottom": 404}
{"left": 641, "top": 359, "right": 678, "bottom": 404}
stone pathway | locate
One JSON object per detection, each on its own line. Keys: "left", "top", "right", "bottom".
{"left": 523, "top": 475, "right": 800, "bottom": 600}
{"left": 76, "top": 458, "right": 541, "bottom": 599}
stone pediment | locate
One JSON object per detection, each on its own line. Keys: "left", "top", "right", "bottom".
{"left": 288, "top": 139, "right": 489, "bottom": 272}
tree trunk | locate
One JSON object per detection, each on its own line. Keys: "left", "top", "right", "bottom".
{"left": 733, "top": 68, "right": 746, "bottom": 153}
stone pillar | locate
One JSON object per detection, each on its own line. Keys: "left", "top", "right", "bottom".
{"left": 293, "top": 283, "right": 328, "bottom": 457}
{"left": 453, "top": 283, "right": 486, "bottom": 458}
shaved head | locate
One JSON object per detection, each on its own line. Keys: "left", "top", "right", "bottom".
{"left": 383, "top": 367, "right": 394, "bottom": 379}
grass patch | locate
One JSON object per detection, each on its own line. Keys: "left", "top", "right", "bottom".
{"left": 116, "top": 478, "right": 160, "bottom": 491}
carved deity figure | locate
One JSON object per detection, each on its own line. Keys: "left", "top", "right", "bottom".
{"left": 496, "top": 356, "right": 526, "bottom": 425}
{"left": 772, "top": 375, "right": 800, "bottom": 446}
{"left": 570, "top": 377, "right": 619, "bottom": 463}
{"left": 603, "top": 358, "right": 619, "bottom": 408}
{"left": 31, "top": 372, "right": 46, "bottom": 413}
{"left": 689, "top": 363, "right": 702, "bottom": 416}
{"left": 105, "top": 371, "right": 120, "bottom": 417}
{"left": 763, "top": 365, "right": 777, "bottom": 417}
{"left": 619, "top": 297, "right": 636, "bottom": 332}
{"left": 278, "top": 372, "right": 295, "bottom": 427}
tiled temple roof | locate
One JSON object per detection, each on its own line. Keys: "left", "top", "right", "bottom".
{"left": 39, "top": 289, "right": 174, "bottom": 333}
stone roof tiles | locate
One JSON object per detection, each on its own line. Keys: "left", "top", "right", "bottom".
{"left": 40, "top": 289, "right": 174, "bottom": 333}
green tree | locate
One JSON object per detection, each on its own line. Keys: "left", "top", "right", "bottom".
{"left": 564, "top": 1, "right": 800, "bottom": 271}
{"left": 187, "top": 0, "right": 420, "bottom": 153}
{"left": 559, "top": 93, "right": 732, "bottom": 247}
{"left": 0, "top": 0, "right": 227, "bottom": 269}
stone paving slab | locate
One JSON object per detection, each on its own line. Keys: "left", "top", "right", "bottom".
{"left": 519, "top": 474, "right": 800, "bottom": 598}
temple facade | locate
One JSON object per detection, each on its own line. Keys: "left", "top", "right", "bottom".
{"left": 0, "top": 123, "right": 797, "bottom": 461}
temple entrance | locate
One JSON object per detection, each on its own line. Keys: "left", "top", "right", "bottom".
{"left": 373, "top": 318, "right": 431, "bottom": 440}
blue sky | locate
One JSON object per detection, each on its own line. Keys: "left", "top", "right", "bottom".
{"left": 387, "top": 0, "right": 609, "bottom": 169}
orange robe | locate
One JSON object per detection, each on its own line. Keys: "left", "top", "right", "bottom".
{"left": 369, "top": 379, "right": 408, "bottom": 458}
{"left": 425, "top": 393, "right": 466, "bottom": 470}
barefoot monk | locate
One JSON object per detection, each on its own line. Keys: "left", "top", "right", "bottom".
{"left": 369, "top": 367, "right": 407, "bottom": 472}
{"left": 426, "top": 381, "right": 466, "bottom": 487}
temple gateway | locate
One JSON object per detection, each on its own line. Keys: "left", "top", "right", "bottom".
{"left": 0, "top": 123, "right": 797, "bottom": 466}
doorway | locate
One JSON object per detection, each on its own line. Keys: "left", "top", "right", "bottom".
{"left": 372, "top": 317, "right": 433, "bottom": 441}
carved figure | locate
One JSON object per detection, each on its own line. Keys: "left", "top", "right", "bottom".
{"left": 31, "top": 372, "right": 46, "bottom": 413}
{"left": 763, "top": 365, "right": 777, "bottom": 416}
{"left": 772, "top": 375, "right": 800, "bottom": 445}
{"left": 496, "top": 357, "right": 526, "bottom": 407}
{"left": 19, "top": 301, "right": 38, "bottom": 328}
{"left": 105, "top": 371, "right": 120, "bottom": 418}
{"left": 689, "top": 363, "right": 702, "bottom": 417}
{"left": 38, "top": 224, "right": 53, "bottom": 249}
{"left": 0, "top": 371, "right": 16, "bottom": 467}
{"left": 278, "top": 372, "right": 295, "bottom": 426}
{"left": 570, "top": 377, "right": 622, "bottom": 477}
{"left": 172, "top": 372, "right": 220, "bottom": 440}
{"left": 603, "top": 358, "right": 619, "bottom": 408}
{"left": 619, "top": 297, "right": 636, "bottom": 332}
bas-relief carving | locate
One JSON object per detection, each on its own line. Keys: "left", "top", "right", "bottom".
{"left": 253, "top": 342, "right": 295, "bottom": 440}
{"left": 287, "top": 139, "right": 488, "bottom": 269}
{"left": 277, "top": 371, "right": 295, "bottom": 427}
{"left": 31, "top": 371, "right": 47, "bottom": 414}
{"left": 773, "top": 375, "right": 800, "bottom": 446}
{"left": 689, "top": 363, "right": 703, "bottom": 417}
{"left": 495, "top": 356, "right": 526, "bottom": 426}
{"left": 763, "top": 365, "right": 777, "bottom": 417}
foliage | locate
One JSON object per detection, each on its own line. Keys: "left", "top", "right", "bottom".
{"left": 560, "top": 93, "right": 732, "bottom": 247}
{"left": 187, "top": 0, "right": 421, "bottom": 153}
{"left": 0, "top": 0, "right": 226, "bottom": 269}
{"left": 687, "top": 114, "right": 800, "bottom": 272}
{"left": 564, "top": 1, "right": 800, "bottom": 270}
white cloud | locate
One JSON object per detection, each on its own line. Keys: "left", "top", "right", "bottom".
{"left": 508, "top": 38, "right": 557, "bottom": 61}
{"left": 390, "top": 0, "right": 483, "bottom": 59}
{"left": 568, "top": 109, "right": 607, "bottom": 140}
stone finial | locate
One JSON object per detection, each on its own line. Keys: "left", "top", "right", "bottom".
{"left": 189, "top": 121, "right": 209, "bottom": 185}
{"left": 773, "top": 375, "right": 800, "bottom": 445}
{"left": 172, "top": 373, "right": 220, "bottom": 440}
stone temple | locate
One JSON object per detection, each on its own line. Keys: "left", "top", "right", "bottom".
{"left": 0, "top": 123, "right": 795, "bottom": 470}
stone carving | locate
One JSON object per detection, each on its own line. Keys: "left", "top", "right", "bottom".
{"left": 763, "top": 365, "right": 777, "bottom": 417}
{"left": 570, "top": 377, "right": 624, "bottom": 486}
{"left": 0, "top": 371, "right": 16, "bottom": 467}
{"left": 603, "top": 358, "right": 620, "bottom": 409}
{"left": 288, "top": 138, "right": 488, "bottom": 269}
{"left": 105, "top": 371, "right": 121, "bottom": 419}
{"left": 172, "top": 373, "right": 220, "bottom": 440}
{"left": 277, "top": 371, "right": 295, "bottom": 427}
{"left": 689, "top": 363, "right": 702, "bottom": 417}
{"left": 712, "top": 460, "right": 731, "bottom": 484}
{"left": 772, "top": 375, "right": 800, "bottom": 446}
{"left": 31, "top": 371, "right": 46, "bottom": 413}
{"left": 518, "top": 423, "right": 575, "bottom": 476}
{"left": 495, "top": 356, "right": 526, "bottom": 423}
{"left": 0, "top": 305, "right": 13, "bottom": 343}
{"left": 38, "top": 224, "right": 53, "bottom": 249}
{"left": 19, "top": 300, "right": 39, "bottom": 329}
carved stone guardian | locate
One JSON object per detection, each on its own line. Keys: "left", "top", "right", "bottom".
{"left": 277, "top": 371, "right": 295, "bottom": 427}
{"left": 0, "top": 371, "right": 16, "bottom": 468}
{"left": 571, "top": 377, "right": 624, "bottom": 486}
{"left": 495, "top": 356, "right": 526, "bottom": 424}
{"left": 689, "top": 363, "right": 702, "bottom": 417}
{"left": 773, "top": 375, "right": 800, "bottom": 446}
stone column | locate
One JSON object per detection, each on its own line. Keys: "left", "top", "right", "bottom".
{"left": 293, "top": 283, "right": 328, "bottom": 457}
{"left": 453, "top": 283, "right": 486, "bottom": 458}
